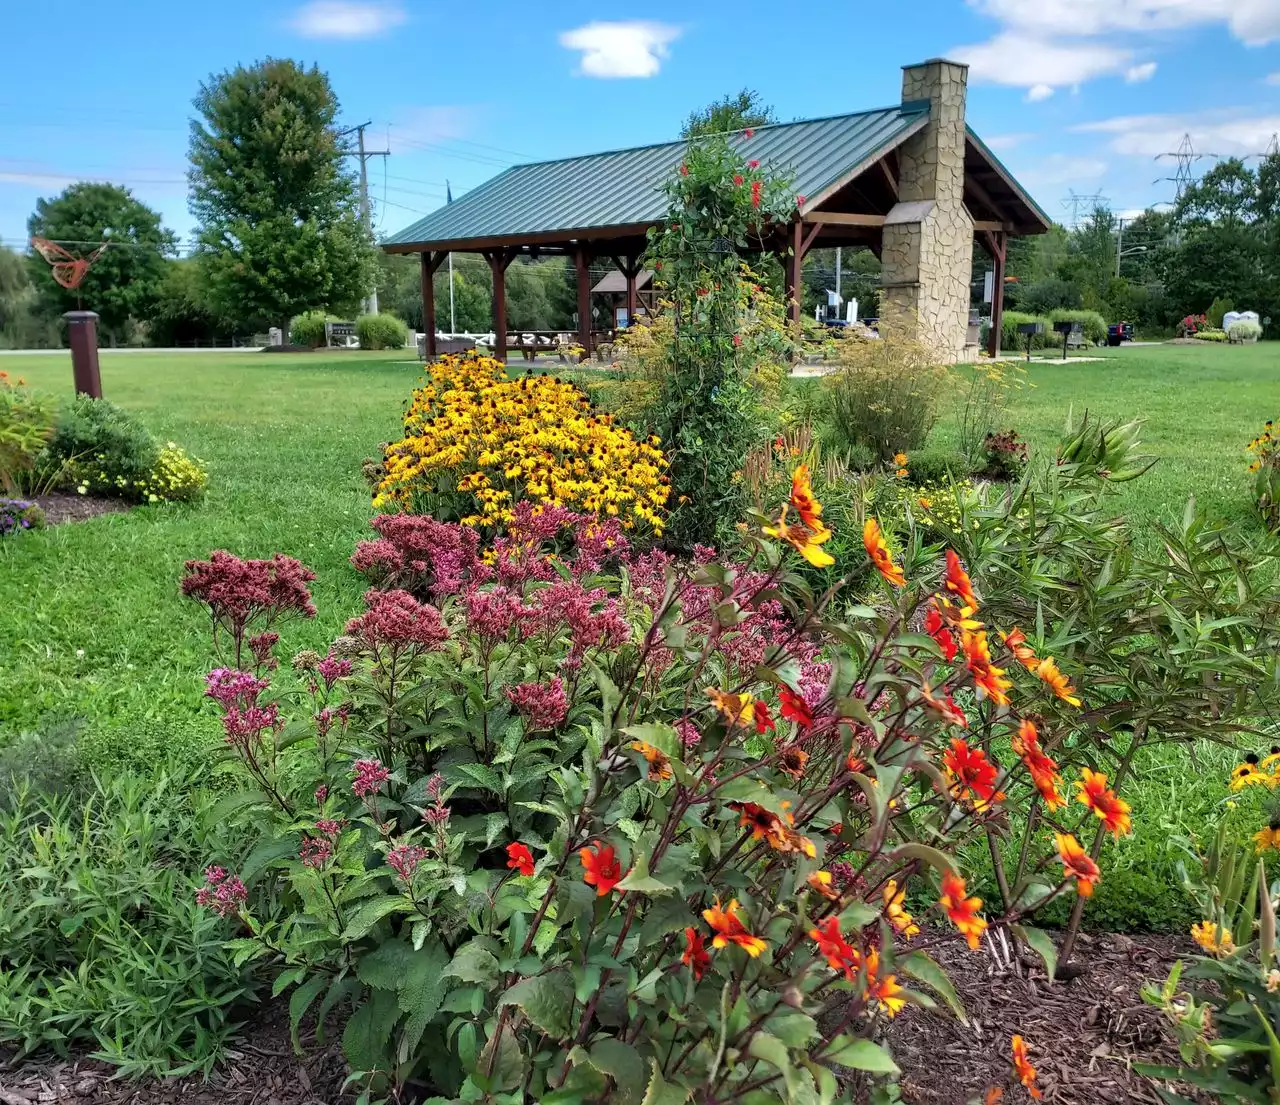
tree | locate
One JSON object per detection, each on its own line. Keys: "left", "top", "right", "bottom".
{"left": 0, "top": 246, "right": 29, "bottom": 331}
{"left": 189, "top": 58, "right": 373, "bottom": 334}
{"left": 681, "top": 89, "right": 776, "bottom": 139}
{"left": 148, "top": 259, "right": 233, "bottom": 346}
{"left": 25, "top": 183, "right": 174, "bottom": 341}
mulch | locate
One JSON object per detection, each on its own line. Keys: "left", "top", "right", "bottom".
{"left": 31, "top": 493, "right": 131, "bottom": 526}
{"left": 0, "top": 932, "right": 1196, "bottom": 1105}
{"left": 887, "top": 929, "right": 1198, "bottom": 1104}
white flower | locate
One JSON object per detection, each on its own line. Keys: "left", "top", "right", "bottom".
{"left": 75, "top": 648, "right": 85, "bottom": 658}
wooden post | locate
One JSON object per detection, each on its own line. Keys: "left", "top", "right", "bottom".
{"left": 613, "top": 253, "right": 640, "bottom": 327}
{"left": 574, "top": 246, "right": 592, "bottom": 354}
{"left": 485, "top": 249, "right": 515, "bottom": 363}
{"left": 420, "top": 251, "right": 439, "bottom": 359}
{"left": 984, "top": 230, "right": 1007, "bottom": 358}
{"left": 785, "top": 221, "right": 824, "bottom": 328}
{"left": 63, "top": 311, "right": 102, "bottom": 398}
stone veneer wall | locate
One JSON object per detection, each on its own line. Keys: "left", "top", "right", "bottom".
{"left": 880, "top": 60, "right": 975, "bottom": 362}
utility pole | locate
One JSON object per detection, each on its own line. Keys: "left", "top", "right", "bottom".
{"left": 1115, "top": 217, "right": 1123, "bottom": 279}
{"left": 342, "top": 121, "right": 389, "bottom": 315}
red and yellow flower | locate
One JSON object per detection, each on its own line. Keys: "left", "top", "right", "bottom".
{"left": 1054, "top": 832, "right": 1100, "bottom": 897}
{"left": 707, "top": 688, "right": 756, "bottom": 728}
{"left": 998, "top": 626, "right": 1039, "bottom": 670}
{"left": 809, "top": 915, "right": 860, "bottom": 979}
{"left": 579, "top": 842, "right": 624, "bottom": 896}
{"left": 789, "top": 464, "right": 824, "bottom": 532}
{"left": 630, "top": 740, "right": 673, "bottom": 781}
{"left": 1076, "top": 768, "right": 1132, "bottom": 837}
{"left": 940, "top": 872, "right": 987, "bottom": 949}
{"left": 1035, "top": 656, "right": 1081, "bottom": 707}
{"left": 921, "top": 683, "right": 968, "bottom": 728}
{"left": 505, "top": 841, "right": 535, "bottom": 876}
{"left": 704, "top": 898, "right": 767, "bottom": 957}
{"left": 753, "top": 699, "right": 776, "bottom": 734}
{"left": 728, "top": 801, "right": 816, "bottom": 857}
{"left": 779, "top": 685, "right": 814, "bottom": 728}
{"left": 682, "top": 926, "right": 711, "bottom": 979}
{"left": 962, "top": 628, "right": 1012, "bottom": 706}
{"left": 944, "top": 737, "right": 1006, "bottom": 811}
{"left": 806, "top": 869, "right": 841, "bottom": 900}
{"left": 883, "top": 878, "right": 920, "bottom": 937}
{"left": 764, "top": 474, "right": 835, "bottom": 568}
{"left": 944, "top": 549, "right": 979, "bottom": 616}
{"left": 1011, "top": 719, "right": 1065, "bottom": 810}
{"left": 925, "top": 604, "right": 959, "bottom": 661}
{"left": 864, "top": 947, "right": 907, "bottom": 1016}
{"left": 1011, "top": 1036, "right": 1042, "bottom": 1099}
{"left": 863, "top": 518, "right": 905, "bottom": 586}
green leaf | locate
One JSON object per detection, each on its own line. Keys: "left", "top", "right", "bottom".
{"left": 342, "top": 989, "right": 400, "bottom": 1073}
{"left": 287, "top": 973, "right": 327, "bottom": 1053}
{"left": 588, "top": 1038, "right": 647, "bottom": 1105}
{"left": 770, "top": 1012, "right": 818, "bottom": 1048}
{"left": 341, "top": 895, "right": 413, "bottom": 941}
{"left": 239, "top": 834, "right": 302, "bottom": 882}
{"left": 1012, "top": 924, "right": 1058, "bottom": 982}
{"left": 400, "top": 941, "right": 452, "bottom": 1052}
{"left": 824, "top": 1036, "right": 899, "bottom": 1074}
{"left": 641, "top": 1059, "right": 692, "bottom": 1105}
{"left": 614, "top": 852, "right": 675, "bottom": 896}
{"left": 498, "top": 969, "right": 575, "bottom": 1039}
{"left": 476, "top": 1020, "right": 523, "bottom": 1092}
{"left": 637, "top": 896, "right": 697, "bottom": 946}
{"left": 443, "top": 938, "right": 501, "bottom": 987}
{"left": 445, "top": 761, "right": 504, "bottom": 794}
{"left": 747, "top": 1032, "right": 799, "bottom": 1097}
{"left": 356, "top": 937, "right": 415, "bottom": 991}
{"left": 899, "top": 951, "right": 967, "bottom": 1025}
{"left": 621, "top": 722, "right": 681, "bottom": 757}
{"left": 885, "top": 842, "right": 957, "bottom": 875}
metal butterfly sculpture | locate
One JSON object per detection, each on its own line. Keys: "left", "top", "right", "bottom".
{"left": 30, "top": 237, "right": 109, "bottom": 290}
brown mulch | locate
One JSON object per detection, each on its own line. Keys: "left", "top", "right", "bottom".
{"left": 887, "top": 930, "right": 1196, "bottom": 1104}
{"left": 0, "top": 933, "right": 1195, "bottom": 1105}
{"left": 0, "top": 1006, "right": 352, "bottom": 1105}
{"left": 32, "top": 493, "right": 131, "bottom": 526}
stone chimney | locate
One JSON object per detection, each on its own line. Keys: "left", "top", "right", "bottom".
{"left": 879, "top": 59, "right": 975, "bottom": 361}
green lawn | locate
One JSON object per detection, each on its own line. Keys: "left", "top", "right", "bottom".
{"left": 2, "top": 341, "right": 1277, "bottom": 762}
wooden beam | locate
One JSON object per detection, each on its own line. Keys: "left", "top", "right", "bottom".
{"left": 801, "top": 211, "right": 886, "bottom": 227}
{"left": 574, "top": 246, "right": 592, "bottom": 355}
{"left": 419, "top": 251, "right": 447, "bottom": 359}
{"left": 878, "top": 156, "right": 898, "bottom": 200}
{"left": 964, "top": 173, "right": 1006, "bottom": 224}
{"left": 970, "top": 218, "right": 1012, "bottom": 233}
{"left": 483, "top": 248, "right": 517, "bottom": 362}
{"left": 983, "top": 229, "right": 1007, "bottom": 359}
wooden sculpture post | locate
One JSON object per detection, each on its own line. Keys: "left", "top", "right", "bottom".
{"left": 63, "top": 311, "right": 103, "bottom": 399}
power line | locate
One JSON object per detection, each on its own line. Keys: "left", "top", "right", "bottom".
{"left": 1060, "top": 189, "right": 1108, "bottom": 227}
{"left": 1154, "top": 134, "right": 1221, "bottom": 201}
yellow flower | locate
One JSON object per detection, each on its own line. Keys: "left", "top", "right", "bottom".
{"left": 1190, "top": 920, "right": 1235, "bottom": 956}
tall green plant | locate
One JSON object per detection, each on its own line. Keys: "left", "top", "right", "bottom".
{"left": 643, "top": 132, "right": 797, "bottom": 548}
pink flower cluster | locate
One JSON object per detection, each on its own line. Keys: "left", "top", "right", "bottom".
{"left": 205, "top": 668, "right": 269, "bottom": 710}
{"left": 524, "top": 580, "right": 629, "bottom": 670}
{"left": 345, "top": 589, "right": 449, "bottom": 652}
{"left": 195, "top": 865, "right": 248, "bottom": 917}
{"left": 352, "top": 758, "right": 391, "bottom": 797}
{"left": 316, "top": 652, "right": 352, "bottom": 689}
{"left": 351, "top": 514, "right": 485, "bottom": 599}
{"left": 299, "top": 836, "right": 334, "bottom": 868}
{"left": 506, "top": 676, "right": 569, "bottom": 729}
{"left": 386, "top": 842, "right": 428, "bottom": 882}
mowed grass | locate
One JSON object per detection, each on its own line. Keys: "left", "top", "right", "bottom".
{"left": 0, "top": 349, "right": 417, "bottom": 761}
{"left": 2, "top": 341, "right": 1277, "bottom": 760}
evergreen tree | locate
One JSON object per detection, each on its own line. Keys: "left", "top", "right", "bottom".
{"left": 188, "top": 58, "right": 372, "bottom": 334}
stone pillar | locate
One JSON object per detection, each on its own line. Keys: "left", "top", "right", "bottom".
{"left": 63, "top": 311, "right": 103, "bottom": 399}
{"left": 879, "top": 59, "right": 975, "bottom": 362}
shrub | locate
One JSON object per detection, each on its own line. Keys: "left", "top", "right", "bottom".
{"left": 374, "top": 351, "right": 669, "bottom": 536}
{"left": 820, "top": 330, "right": 950, "bottom": 462}
{"left": 0, "top": 763, "right": 258, "bottom": 1076}
{"left": 1247, "top": 419, "right": 1280, "bottom": 531}
{"left": 356, "top": 312, "right": 409, "bottom": 350}
{"left": 290, "top": 310, "right": 330, "bottom": 348}
{"left": 1048, "top": 309, "right": 1107, "bottom": 345}
{"left": 48, "top": 395, "right": 157, "bottom": 495}
{"left": 954, "top": 359, "right": 1028, "bottom": 467}
{"left": 1193, "top": 328, "right": 1228, "bottom": 342}
{"left": 141, "top": 442, "right": 208, "bottom": 502}
{"left": 1001, "top": 310, "right": 1050, "bottom": 351}
{"left": 978, "top": 429, "right": 1028, "bottom": 481}
{"left": 1207, "top": 296, "right": 1234, "bottom": 330}
{"left": 899, "top": 446, "right": 968, "bottom": 486}
{"left": 0, "top": 497, "right": 44, "bottom": 536}
{"left": 1177, "top": 313, "right": 1208, "bottom": 337}
{"left": 0, "top": 370, "right": 54, "bottom": 495}
{"left": 1229, "top": 319, "right": 1262, "bottom": 343}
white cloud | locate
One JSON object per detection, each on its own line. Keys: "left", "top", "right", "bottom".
{"left": 983, "top": 132, "right": 1036, "bottom": 150}
{"left": 1025, "top": 84, "right": 1055, "bottom": 103}
{"left": 1266, "top": 72, "right": 1280, "bottom": 85}
{"left": 390, "top": 106, "right": 472, "bottom": 146}
{"left": 1014, "top": 154, "right": 1109, "bottom": 188}
{"left": 952, "top": 31, "right": 1132, "bottom": 91}
{"left": 968, "top": 0, "right": 1280, "bottom": 47}
{"left": 559, "top": 21, "right": 680, "bottom": 78}
{"left": 290, "top": 1, "right": 405, "bottom": 39}
{"left": 1073, "top": 109, "right": 1280, "bottom": 156}
{"left": 1125, "top": 61, "right": 1158, "bottom": 82}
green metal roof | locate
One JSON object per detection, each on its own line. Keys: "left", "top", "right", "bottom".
{"left": 382, "top": 103, "right": 930, "bottom": 249}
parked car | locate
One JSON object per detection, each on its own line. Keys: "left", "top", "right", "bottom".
{"left": 1106, "top": 321, "right": 1134, "bottom": 347}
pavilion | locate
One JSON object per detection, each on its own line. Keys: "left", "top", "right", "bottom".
{"left": 382, "top": 59, "right": 1051, "bottom": 362}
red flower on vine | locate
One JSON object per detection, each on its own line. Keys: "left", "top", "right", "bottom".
{"left": 751, "top": 180, "right": 762, "bottom": 209}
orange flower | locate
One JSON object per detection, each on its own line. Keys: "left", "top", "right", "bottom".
{"left": 630, "top": 740, "right": 673, "bottom": 781}
{"left": 1011, "top": 1036, "right": 1042, "bottom": 1099}
{"left": 707, "top": 688, "right": 755, "bottom": 728}
{"left": 921, "top": 683, "right": 968, "bottom": 728}
{"left": 807, "top": 869, "right": 841, "bottom": 900}
{"left": 939, "top": 872, "right": 987, "bottom": 949}
{"left": 779, "top": 686, "right": 814, "bottom": 728}
{"left": 682, "top": 926, "right": 710, "bottom": 979}
{"left": 809, "top": 915, "right": 860, "bottom": 978}
{"left": 778, "top": 745, "right": 809, "bottom": 780}
{"left": 944, "top": 549, "right": 979, "bottom": 616}
{"left": 933, "top": 595, "right": 982, "bottom": 632}
{"left": 883, "top": 878, "right": 920, "bottom": 938}
{"left": 1011, "top": 719, "right": 1065, "bottom": 810}
{"left": 863, "top": 518, "right": 905, "bottom": 586}
{"left": 925, "top": 605, "right": 959, "bottom": 661}
{"left": 703, "top": 898, "right": 767, "bottom": 957}
{"left": 1035, "top": 656, "right": 1081, "bottom": 707}
{"left": 962, "top": 628, "right": 1012, "bottom": 706}
{"left": 864, "top": 947, "right": 907, "bottom": 1016}
{"left": 754, "top": 699, "right": 776, "bottom": 734}
{"left": 728, "top": 800, "right": 815, "bottom": 857}
{"left": 789, "top": 464, "right": 824, "bottom": 531}
{"left": 944, "top": 737, "right": 1006, "bottom": 810}
{"left": 505, "top": 842, "right": 535, "bottom": 876}
{"left": 1076, "top": 768, "right": 1132, "bottom": 837}
{"left": 998, "top": 626, "right": 1038, "bottom": 671}
{"left": 1055, "top": 832, "right": 1100, "bottom": 897}
{"left": 579, "top": 842, "right": 624, "bottom": 896}
{"left": 763, "top": 507, "right": 834, "bottom": 568}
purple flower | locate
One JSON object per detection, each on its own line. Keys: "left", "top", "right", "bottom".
{"left": 346, "top": 589, "right": 448, "bottom": 651}
{"left": 386, "top": 843, "right": 427, "bottom": 882}
{"left": 195, "top": 866, "right": 248, "bottom": 917}
{"left": 205, "top": 668, "right": 270, "bottom": 710}
{"left": 352, "top": 758, "right": 391, "bottom": 797}
{"left": 299, "top": 835, "right": 334, "bottom": 868}
{"left": 506, "top": 677, "right": 569, "bottom": 730}
{"left": 316, "top": 653, "right": 353, "bottom": 689}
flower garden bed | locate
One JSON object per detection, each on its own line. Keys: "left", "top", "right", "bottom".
{"left": 32, "top": 491, "right": 132, "bottom": 526}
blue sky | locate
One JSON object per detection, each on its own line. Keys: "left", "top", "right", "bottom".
{"left": 2, "top": 0, "right": 1279, "bottom": 249}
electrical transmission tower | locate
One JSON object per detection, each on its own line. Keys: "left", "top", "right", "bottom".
{"left": 1060, "top": 189, "right": 1109, "bottom": 227}
{"left": 1154, "top": 134, "right": 1220, "bottom": 201}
